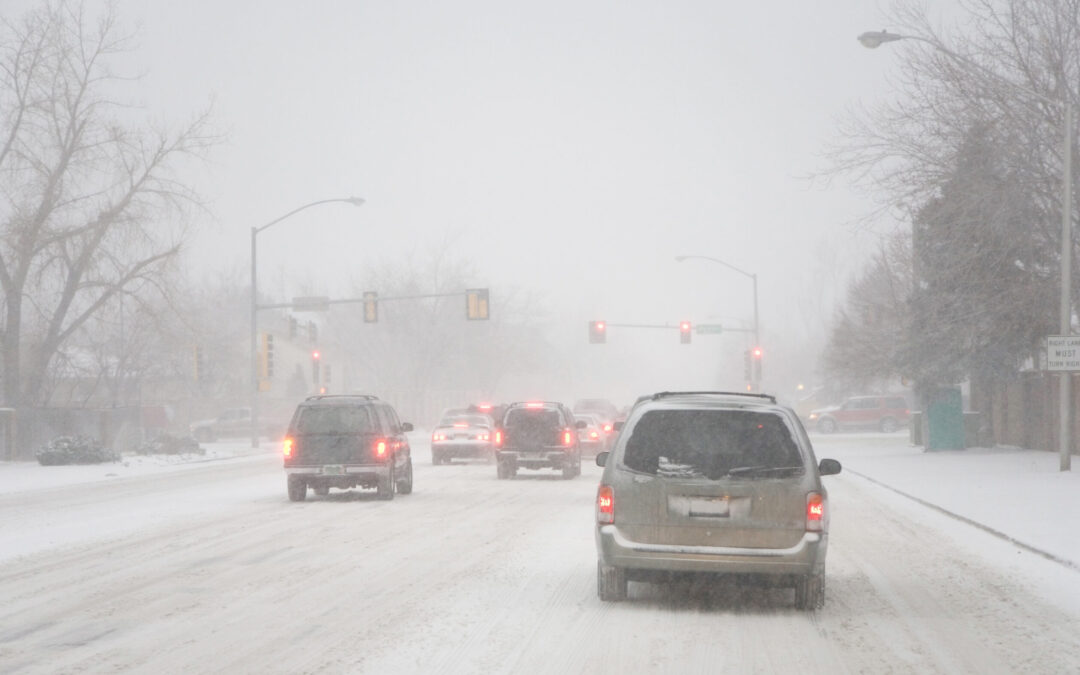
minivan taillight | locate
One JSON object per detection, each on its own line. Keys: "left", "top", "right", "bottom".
{"left": 806, "top": 492, "right": 825, "bottom": 532}
{"left": 597, "top": 485, "right": 614, "bottom": 524}
{"left": 282, "top": 437, "right": 294, "bottom": 459}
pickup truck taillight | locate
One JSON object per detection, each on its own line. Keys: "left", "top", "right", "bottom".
{"left": 597, "top": 485, "right": 614, "bottom": 524}
{"left": 806, "top": 492, "right": 825, "bottom": 532}
{"left": 282, "top": 437, "right": 294, "bottom": 459}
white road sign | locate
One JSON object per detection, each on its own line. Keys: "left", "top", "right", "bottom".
{"left": 1046, "top": 336, "right": 1080, "bottom": 371}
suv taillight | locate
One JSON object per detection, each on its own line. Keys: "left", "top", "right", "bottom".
{"left": 374, "top": 439, "right": 388, "bottom": 458}
{"left": 562, "top": 429, "right": 573, "bottom": 446}
{"left": 282, "top": 437, "right": 294, "bottom": 459}
{"left": 597, "top": 485, "right": 614, "bottom": 524}
{"left": 806, "top": 492, "right": 825, "bottom": 532}
{"left": 494, "top": 429, "right": 503, "bottom": 447}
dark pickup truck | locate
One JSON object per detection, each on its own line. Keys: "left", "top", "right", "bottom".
{"left": 282, "top": 395, "right": 414, "bottom": 501}
{"left": 494, "top": 401, "right": 582, "bottom": 479}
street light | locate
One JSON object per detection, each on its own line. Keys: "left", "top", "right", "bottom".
{"left": 250, "top": 197, "right": 365, "bottom": 448}
{"left": 675, "top": 254, "right": 760, "bottom": 391}
{"left": 859, "top": 29, "right": 1074, "bottom": 470}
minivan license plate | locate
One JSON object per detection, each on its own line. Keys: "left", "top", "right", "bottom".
{"left": 322, "top": 465, "right": 344, "bottom": 475}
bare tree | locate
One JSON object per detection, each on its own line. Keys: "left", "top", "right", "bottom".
{"left": 0, "top": 1, "right": 216, "bottom": 407}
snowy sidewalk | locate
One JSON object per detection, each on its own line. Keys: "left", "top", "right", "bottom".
{"left": 0, "top": 440, "right": 279, "bottom": 495}
{"left": 814, "top": 433, "right": 1080, "bottom": 571}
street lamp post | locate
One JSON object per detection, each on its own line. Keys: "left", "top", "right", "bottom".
{"left": 675, "top": 254, "right": 760, "bottom": 391}
{"left": 859, "top": 30, "right": 1075, "bottom": 470}
{"left": 250, "top": 197, "right": 365, "bottom": 448}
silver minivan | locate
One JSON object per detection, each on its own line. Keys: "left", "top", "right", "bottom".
{"left": 594, "top": 392, "right": 842, "bottom": 609}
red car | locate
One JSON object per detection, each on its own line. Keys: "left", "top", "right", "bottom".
{"left": 807, "top": 395, "right": 910, "bottom": 433}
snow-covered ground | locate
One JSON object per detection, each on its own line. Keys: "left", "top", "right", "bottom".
{"left": 812, "top": 432, "right": 1080, "bottom": 569}
{"left": 0, "top": 433, "right": 1079, "bottom": 673}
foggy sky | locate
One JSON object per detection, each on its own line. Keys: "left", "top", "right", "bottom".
{"left": 7, "top": 0, "right": 921, "bottom": 403}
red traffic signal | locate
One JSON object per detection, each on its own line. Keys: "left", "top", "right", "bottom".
{"left": 752, "top": 347, "right": 763, "bottom": 359}
{"left": 680, "top": 321, "right": 691, "bottom": 344}
{"left": 589, "top": 320, "right": 607, "bottom": 344}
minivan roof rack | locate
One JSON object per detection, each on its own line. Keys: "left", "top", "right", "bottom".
{"left": 649, "top": 391, "right": 777, "bottom": 404}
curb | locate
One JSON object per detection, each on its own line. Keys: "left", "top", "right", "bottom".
{"left": 846, "top": 468, "right": 1080, "bottom": 574}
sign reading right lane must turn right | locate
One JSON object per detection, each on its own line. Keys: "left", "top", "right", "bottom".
{"left": 1046, "top": 335, "right": 1080, "bottom": 371}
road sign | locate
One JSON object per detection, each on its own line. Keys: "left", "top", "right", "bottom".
{"left": 695, "top": 324, "right": 723, "bottom": 334}
{"left": 1046, "top": 336, "right": 1080, "bottom": 371}
{"left": 292, "top": 296, "right": 330, "bottom": 312}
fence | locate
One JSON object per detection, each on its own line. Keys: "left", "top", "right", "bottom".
{"left": 971, "top": 373, "right": 1080, "bottom": 454}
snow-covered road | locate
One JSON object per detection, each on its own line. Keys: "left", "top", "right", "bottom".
{"left": 2, "top": 440, "right": 1080, "bottom": 674}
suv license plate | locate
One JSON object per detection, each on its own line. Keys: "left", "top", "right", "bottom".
{"left": 322, "top": 465, "right": 344, "bottom": 475}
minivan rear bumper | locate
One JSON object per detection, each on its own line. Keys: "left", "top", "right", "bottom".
{"left": 596, "top": 525, "right": 827, "bottom": 576}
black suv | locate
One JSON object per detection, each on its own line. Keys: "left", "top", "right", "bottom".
{"left": 282, "top": 395, "right": 415, "bottom": 501}
{"left": 494, "top": 401, "right": 583, "bottom": 479}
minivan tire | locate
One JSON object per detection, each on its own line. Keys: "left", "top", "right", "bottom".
{"left": 287, "top": 476, "right": 307, "bottom": 502}
{"left": 598, "top": 562, "right": 627, "bottom": 602}
{"left": 794, "top": 572, "right": 825, "bottom": 610}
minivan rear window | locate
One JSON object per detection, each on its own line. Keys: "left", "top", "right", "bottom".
{"left": 295, "top": 406, "right": 374, "bottom": 434}
{"left": 621, "top": 410, "right": 803, "bottom": 480}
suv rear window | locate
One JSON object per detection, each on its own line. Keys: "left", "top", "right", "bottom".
{"left": 622, "top": 410, "right": 803, "bottom": 480}
{"left": 295, "top": 406, "right": 374, "bottom": 434}
{"left": 505, "top": 408, "right": 561, "bottom": 429}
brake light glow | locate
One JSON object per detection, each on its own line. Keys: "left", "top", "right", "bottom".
{"left": 806, "top": 492, "right": 825, "bottom": 532}
{"left": 477, "top": 403, "right": 492, "bottom": 411}
{"left": 526, "top": 402, "right": 544, "bottom": 408}
{"left": 603, "top": 423, "right": 613, "bottom": 433}
{"left": 495, "top": 430, "right": 503, "bottom": 446}
{"left": 432, "top": 432, "right": 446, "bottom": 442}
{"left": 597, "top": 485, "right": 614, "bottom": 524}
{"left": 478, "top": 432, "right": 489, "bottom": 441}
{"left": 375, "top": 439, "right": 388, "bottom": 458}
{"left": 589, "top": 430, "right": 599, "bottom": 439}
{"left": 282, "top": 437, "right": 294, "bottom": 458}
{"left": 453, "top": 422, "right": 468, "bottom": 428}
{"left": 563, "top": 429, "right": 573, "bottom": 446}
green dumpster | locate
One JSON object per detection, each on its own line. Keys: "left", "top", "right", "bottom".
{"left": 926, "top": 387, "right": 965, "bottom": 450}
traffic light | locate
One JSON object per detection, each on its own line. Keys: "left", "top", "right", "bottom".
{"left": 324, "top": 364, "right": 331, "bottom": 385}
{"left": 260, "top": 333, "right": 275, "bottom": 379}
{"left": 752, "top": 346, "right": 763, "bottom": 381}
{"left": 308, "top": 322, "right": 318, "bottom": 343}
{"left": 193, "top": 345, "right": 206, "bottom": 383}
{"left": 466, "top": 288, "right": 490, "bottom": 320}
{"left": 363, "top": 291, "right": 378, "bottom": 323}
{"left": 589, "top": 320, "right": 606, "bottom": 344}
{"left": 312, "top": 350, "right": 321, "bottom": 385}
{"left": 680, "top": 321, "right": 691, "bottom": 344}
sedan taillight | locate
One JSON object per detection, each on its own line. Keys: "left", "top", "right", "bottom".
{"left": 597, "top": 485, "right": 614, "bottom": 524}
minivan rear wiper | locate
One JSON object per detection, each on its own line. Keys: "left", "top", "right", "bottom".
{"left": 726, "top": 465, "right": 804, "bottom": 478}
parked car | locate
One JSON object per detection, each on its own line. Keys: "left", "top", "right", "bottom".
{"left": 594, "top": 391, "right": 842, "bottom": 609}
{"left": 190, "top": 407, "right": 281, "bottom": 442}
{"left": 281, "top": 395, "right": 414, "bottom": 501}
{"left": 807, "top": 395, "right": 911, "bottom": 433}
{"left": 431, "top": 413, "right": 495, "bottom": 464}
{"left": 494, "top": 401, "right": 583, "bottom": 479}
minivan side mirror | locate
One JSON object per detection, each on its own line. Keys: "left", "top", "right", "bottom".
{"left": 596, "top": 451, "right": 609, "bottom": 467}
{"left": 575, "top": 420, "right": 587, "bottom": 429}
{"left": 818, "top": 458, "right": 842, "bottom": 476}
{"left": 401, "top": 422, "right": 414, "bottom": 432}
